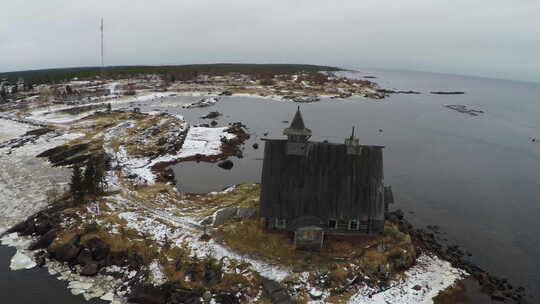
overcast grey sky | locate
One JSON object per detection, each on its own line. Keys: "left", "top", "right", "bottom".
{"left": 1, "top": 0, "right": 539, "bottom": 82}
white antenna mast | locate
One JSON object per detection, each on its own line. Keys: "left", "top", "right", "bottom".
{"left": 100, "top": 18, "right": 104, "bottom": 77}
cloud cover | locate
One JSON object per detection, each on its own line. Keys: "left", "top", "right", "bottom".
{"left": 1, "top": 0, "right": 539, "bottom": 82}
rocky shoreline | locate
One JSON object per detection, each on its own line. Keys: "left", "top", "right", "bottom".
{"left": 387, "top": 210, "right": 530, "bottom": 303}
{"left": 151, "top": 121, "right": 250, "bottom": 184}
{"left": 2, "top": 202, "right": 531, "bottom": 303}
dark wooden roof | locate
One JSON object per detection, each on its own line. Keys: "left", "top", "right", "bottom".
{"left": 260, "top": 140, "right": 386, "bottom": 222}
{"left": 290, "top": 106, "right": 307, "bottom": 129}
{"left": 283, "top": 106, "right": 312, "bottom": 137}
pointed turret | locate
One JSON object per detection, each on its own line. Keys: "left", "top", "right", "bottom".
{"left": 284, "top": 106, "right": 312, "bottom": 140}
{"left": 284, "top": 107, "right": 311, "bottom": 156}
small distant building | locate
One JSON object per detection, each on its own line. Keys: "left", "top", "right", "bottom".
{"left": 259, "top": 107, "right": 394, "bottom": 250}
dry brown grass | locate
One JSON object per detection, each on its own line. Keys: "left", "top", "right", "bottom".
{"left": 110, "top": 137, "right": 121, "bottom": 152}
{"left": 215, "top": 218, "right": 296, "bottom": 265}
{"left": 216, "top": 216, "right": 415, "bottom": 282}
{"left": 327, "top": 267, "right": 350, "bottom": 288}
{"left": 126, "top": 183, "right": 186, "bottom": 213}
{"left": 181, "top": 184, "right": 260, "bottom": 217}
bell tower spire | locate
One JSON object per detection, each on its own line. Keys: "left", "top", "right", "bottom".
{"left": 283, "top": 106, "right": 312, "bottom": 155}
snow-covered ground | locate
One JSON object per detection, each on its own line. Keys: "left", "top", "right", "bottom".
{"left": 0, "top": 119, "right": 83, "bottom": 235}
{"left": 27, "top": 106, "right": 104, "bottom": 124}
{"left": 347, "top": 254, "right": 467, "bottom": 304}
{"left": 178, "top": 126, "right": 236, "bottom": 158}
{"left": 109, "top": 195, "right": 292, "bottom": 282}
{"left": 0, "top": 119, "right": 33, "bottom": 141}
{"left": 23, "top": 91, "right": 178, "bottom": 125}
{"left": 105, "top": 123, "right": 236, "bottom": 184}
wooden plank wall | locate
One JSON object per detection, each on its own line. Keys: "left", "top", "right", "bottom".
{"left": 260, "top": 140, "right": 385, "bottom": 223}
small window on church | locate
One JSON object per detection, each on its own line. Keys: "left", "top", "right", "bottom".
{"left": 275, "top": 218, "right": 286, "bottom": 229}
{"left": 349, "top": 220, "right": 358, "bottom": 230}
{"left": 328, "top": 219, "right": 337, "bottom": 229}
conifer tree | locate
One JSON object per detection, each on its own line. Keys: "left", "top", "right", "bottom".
{"left": 70, "top": 165, "right": 84, "bottom": 200}
{"left": 94, "top": 155, "right": 107, "bottom": 194}
{"left": 83, "top": 158, "right": 96, "bottom": 195}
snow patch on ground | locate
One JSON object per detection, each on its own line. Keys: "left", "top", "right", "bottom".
{"left": 348, "top": 254, "right": 468, "bottom": 304}
{"left": 0, "top": 119, "right": 34, "bottom": 142}
{"left": 0, "top": 119, "right": 83, "bottom": 232}
{"left": 27, "top": 107, "right": 102, "bottom": 124}
{"left": 22, "top": 91, "right": 177, "bottom": 125}
{"left": 178, "top": 126, "right": 235, "bottom": 158}
{"left": 104, "top": 122, "right": 235, "bottom": 184}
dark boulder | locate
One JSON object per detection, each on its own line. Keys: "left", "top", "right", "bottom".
{"left": 85, "top": 237, "right": 110, "bottom": 261}
{"left": 28, "top": 229, "right": 57, "bottom": 250}
{"left": 217, "top": 160, "right": 233, "bottom": 170}
{"left": 491, "top": 291, "right": 506, "bottom": 302}
{"left": 77, "top": 248, "right": 94, "bottom": 266}
{"left": 214, "top": 293, "right": 239, "bottom": 304}
{"left": 107, "top": 251, "right": 129, "bottom": 267}
{"left": 170, "top": 289, "right": 202, "bottom": 304}
{"left": 128, "top": 285, "right": 168, "bottom": 304}
{"left": 261, "top": 278, "right": 292, "bottom": 304}
{"left": 34, "top": 251, "right": 48, "bottom": 267}
{"left": 21, "top": 221, "right": 37, "bottom": 236}
{"left": 201, "top": 111, "right": 222, "bottom": 119}
{"left": 50, "top": 243, "right": 81, "bottom": 262}
{"left": 6, "top": 219, "right": 32, "bottom": 235}
{"left": 34, "top": 217, "right": 53, "bottom": 235}
{"left": 80, "top": 263, "right": 100, "bottom": 276}
{"left": 210, "top": 120, "right": 218, "bottom": 127}
{"left": 128, "top": 253, "right": 145, "bottom": 270}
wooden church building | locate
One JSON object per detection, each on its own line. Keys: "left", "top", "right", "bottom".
{"left": 259, "top": 107, "right": 394, "bottom": 249}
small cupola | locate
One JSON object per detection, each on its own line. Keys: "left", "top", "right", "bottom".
{"left": 284, "top": 106, "right": 312, "bottom": 155}
{"left": 345, "top": 126, "right": 361, "bottom": 155}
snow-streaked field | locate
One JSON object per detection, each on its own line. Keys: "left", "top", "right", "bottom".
{"left": 0, "top": 119, "right": 83, "bottom": 235}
